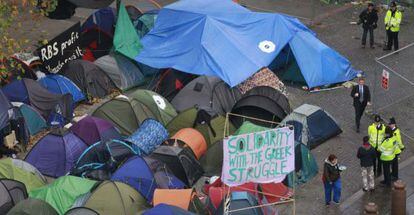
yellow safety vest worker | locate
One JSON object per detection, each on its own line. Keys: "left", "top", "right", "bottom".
{"left": 392, "top": 128, "right": 404, "bottom": 155}
{"left": 368, "top": 123, "right": 385, "bottom": 148}
{"left": 378, "top": 137, "right": 396, "bottom": 161}
{"left": 384, "top": 10, "right": 402, "bottom": 32}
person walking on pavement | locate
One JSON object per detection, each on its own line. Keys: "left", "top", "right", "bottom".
{"left": 384, "top": 1, "right": 402, "bottom": 51}
{"left": 378, "top": 127, "right": 397, "bottom": 187}
{"left": 323, "top": 154, "right": 342, "bottom": 205}
{"left": 368, "top": 115, "right": 385, "bottom": 176}
{"left": 357, "top": 136, "right": 377, "bottom": 192}
{"left": 351, "top": 77, "right": 371, "bottom": 133}
{"left": 359, "top": 3, "right": 378, "bottom": 49}
{"left": 389, "top": 117, "right": 404, "bottom": 181}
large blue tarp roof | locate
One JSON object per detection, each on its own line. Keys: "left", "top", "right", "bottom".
{"left": 135, "top": 0, "right": 357, "bottom": 87}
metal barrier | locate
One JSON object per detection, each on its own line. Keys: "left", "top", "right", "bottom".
{"left": 373, "top": 42, "right": 414, "bottom": 142}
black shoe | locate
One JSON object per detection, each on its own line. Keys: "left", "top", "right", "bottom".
{"left": 371, "top": 45, "right": 375, "bottom": 49}
{"left": 362, "top": 188, "right": 368, "bottom": 192}
{"left": 383, "top": 47, "right": 391, "bottom": 51}
{"left": 370, "top": 188, "right": 375, "bottom": 193}
{"left": 356, "top": 128, "right": 360, "bottom": 133}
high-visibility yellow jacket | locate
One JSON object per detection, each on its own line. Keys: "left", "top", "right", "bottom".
{"left": 392, "top": 128, "right": 404, "bottom": 154}
{"left": 384, "top": 10, "right": 402, "bottom": 32}
{"left": 368, "top": 123, "right": 385, "bottom": 148}
{"left": 378, "top": 137, "right": 396, "bottom": 161}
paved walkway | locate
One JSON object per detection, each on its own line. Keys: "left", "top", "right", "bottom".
{"left": 340, "top": 156, "right": 414, "bottom": 214}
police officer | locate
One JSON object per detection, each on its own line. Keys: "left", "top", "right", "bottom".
{"left": 389, "top": 117, "right": 404, "bottom": 180}
{"left": 378, "top": 127, "right": 396, "bottom": 187}
{"left": 368, "top": 115, "right": 385, "bottom": 176}
{"left": 384, "top": 1, "right": 402, "bottom": 51}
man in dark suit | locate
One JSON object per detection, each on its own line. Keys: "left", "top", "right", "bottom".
{"left": 351, "top": 77, "right": 371, "bottom": 132}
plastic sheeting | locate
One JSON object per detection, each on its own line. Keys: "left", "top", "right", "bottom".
{"left": 136, "top": 0, "right": 357, "bottom": 88}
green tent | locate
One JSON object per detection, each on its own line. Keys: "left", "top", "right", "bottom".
{"left": 84, "top": 181, "right": 148, "bottom": 215}
{"left": 234, "top": 120, "right": 269, "bottom": 135}
{"left": 13, "top": 103, "right": 47, "bottom": 136}
{"left": 0, "top": 158, "right": 46, "bottom": 192}
{"left": 113, "top": 3, "right": 142, "bottom": 60}
{"left": 166, "top": 108, "right": 236, "bottom": 147}
{"left": 200, "top": 140, "right": 223, "bottom": 176}
{"left": 29, "top": 176, "right": 97, "bottom": 215}
{"left": 7, "top": 198, "right": 58, "bottom": 215}
{"left": 92, "top": 95, "right": 155, "bottom": 135}
{"left": 285, "top": 141, "right": 318, "bottom": 187}
{"left": 128, "top": 89, "right": 177, "bottom": 126}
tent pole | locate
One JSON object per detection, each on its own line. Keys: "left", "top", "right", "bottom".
{"left": 116, "top": 0, "right": 121, "bottom": 12}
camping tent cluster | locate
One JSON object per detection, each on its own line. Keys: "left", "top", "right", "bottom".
{"left": 0, "top": 0, "right": 349, "bottom": 214}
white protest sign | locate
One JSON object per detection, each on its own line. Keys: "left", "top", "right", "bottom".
{"left": 222, "top": 127, "right": 295, "bottom": 186}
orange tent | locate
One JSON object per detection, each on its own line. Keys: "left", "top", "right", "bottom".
{"left": 172, "top": 128, "right": 207, "bottom": 159}
{"left": 153, "top": 189, "right": 194, "bottom": 210}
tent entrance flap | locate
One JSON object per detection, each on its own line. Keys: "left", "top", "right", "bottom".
{"left": 269, "top": 45, "right": 306, "bottom": 85}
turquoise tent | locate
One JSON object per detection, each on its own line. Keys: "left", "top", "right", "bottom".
{"left": 114, "top": 2, "right": 142, "bottom": 60}
{"left": 13, "top": 102, "right": 47, "bottom": 135}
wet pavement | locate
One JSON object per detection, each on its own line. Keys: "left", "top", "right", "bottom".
{"left": 10, "top": 0, "right": 414, "bottom": 214}
{"left": 340, "top": 156, "right": 414, "bottom": 214}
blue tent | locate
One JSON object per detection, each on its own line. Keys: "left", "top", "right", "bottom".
{"left": 81, "top": 7, "right": 116, "bottom": 36}
{"left": 0, "top": 90, "right": 12, "bottom": 130}
{"left": 111, "top": 156, "right": 156, "bottom": 202}
{"left": 39, "top": 75, "right": 85, "bottom": 103}
{"left": 135, "top": 0, "right": 357, "bottom": 88}
{"left": 144, "top": 204, "right": 195, "bottom": 215}
{"left": 2, "top": 79, "right": 30, "bottom": 104}
{"left": 13, "top": 103, "right": 47, "bottom": 136}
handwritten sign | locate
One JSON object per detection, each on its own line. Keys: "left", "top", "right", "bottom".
{"left": 37, "top": 22, "right": 82, "bottom": 73}
{"left": 222, "top": 127, "right": 295, "bottom": 186}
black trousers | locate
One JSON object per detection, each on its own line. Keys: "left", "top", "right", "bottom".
{"left": 354, "top": 103, "right": 367, "bottom": 129}
{"left": 387, "top": 30, "right": 399, "bottom": 50}
{"left": 383, "top": 160, "right": 392, "bottom": 185}
{"left": 392, "top": 154, "right": 399, "bottom": 179}
{"left": 373, "top": 150, "right": 382, "bottom": 175}
{"left": 362, "top": 27, "right": 374, "bottom": 46}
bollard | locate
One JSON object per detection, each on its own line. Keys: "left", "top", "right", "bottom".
{"left": 364, "top": 202, "right": 379, "bottom": 214}
{"left": 392, "top": 180, "right": 406, "bottom": 215}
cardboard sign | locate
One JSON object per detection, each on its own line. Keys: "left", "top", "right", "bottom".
{"left": 37, "top": 22, "right": 82, "bottom": 73}
{"left": 382, "top": 69, "right": 390, "bottom": 90}
{"left": 222, "top": 127, "right": 295, "bottom": 186}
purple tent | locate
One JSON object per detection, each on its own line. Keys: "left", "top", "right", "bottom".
{"left": 70, "top": 116, "right": 121, "bottom": 146}
{"left": 25, "top": 132, "right": 88, "bottom": 177}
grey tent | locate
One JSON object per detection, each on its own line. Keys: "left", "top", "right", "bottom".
{"left": 230, "top": 86, "right": 291, "bottom": 128}
{"left": 67, "top": 0, "right": 114, "bottom": 9}
{"left": 94, "top": 54, "right": 145, "bottom": 91}
{"left": 0, "top": 89, "right": 12, "bottom": 130}
{"left": 0, "top": 179, "right": 28, "bottom": 214}
{"left": 281, "top": 104, "right": 342, "bottom": 149}
{"left": 171, "top": 76, "right": 242, "bottom": 115}
{"left": 1, "top": 79, "right": 74, "bottom": 122}
{"left": 7, "top": 198, "right": 58, "bottom": 215}
{"left": 60, "top": 60, "right": 116, "bottom": 99}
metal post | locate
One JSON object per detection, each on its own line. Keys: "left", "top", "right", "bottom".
{"left": 364, "top": 202, "right": 379, "bottom": 214}
{"left": 372, "top": 66, "right": 377, "bottom": 114}
{"left": 392, "top": 180, "right": 406, "bottom": 215}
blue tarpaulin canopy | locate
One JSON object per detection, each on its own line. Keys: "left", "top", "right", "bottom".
{"left": 135, "top": 0, "right": 357, "bottom": 87}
